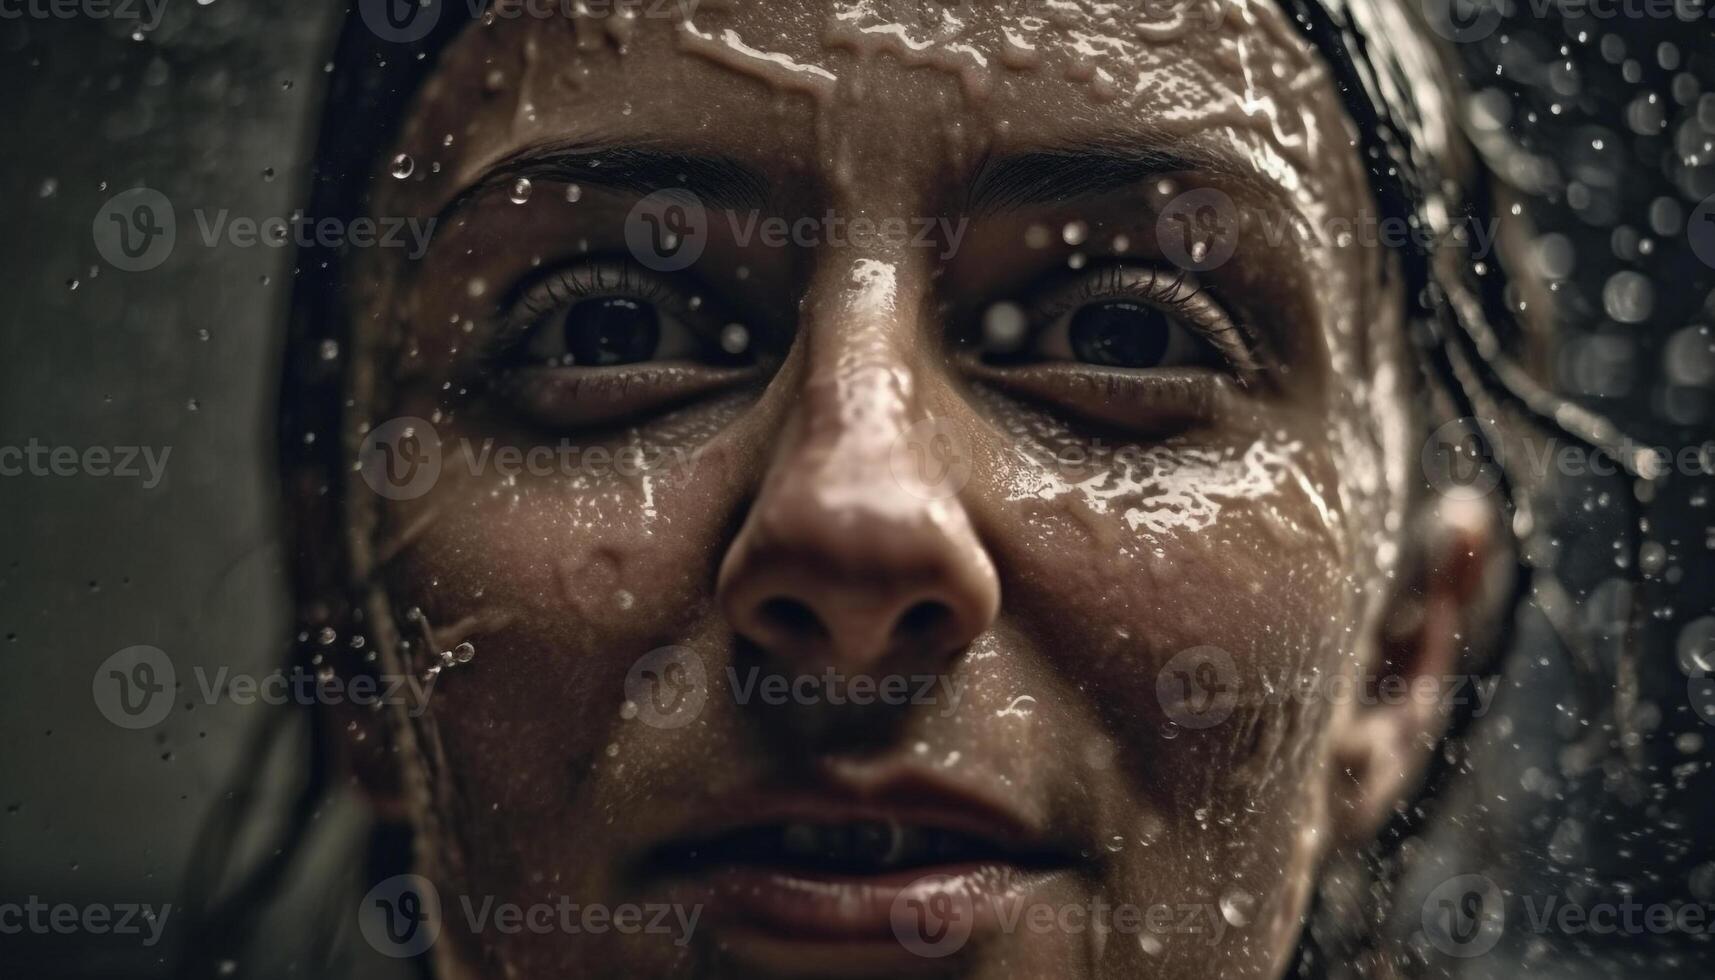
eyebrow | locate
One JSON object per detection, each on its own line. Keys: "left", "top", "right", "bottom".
{"left": 443, "top": 135, "right": 1280, "bottom": 225}
{"left": 965, "top": 137, "right": 1267, "bottom": 215}
{"left": 442, "top": 139, "right": 773, "bottom": 221}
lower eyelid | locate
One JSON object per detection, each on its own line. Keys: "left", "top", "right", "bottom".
{"left": 495, "top": 362, "right": 759, "bottom": 429}
{"left": 961, "top": 354, "right": 1250, "bottom": 434}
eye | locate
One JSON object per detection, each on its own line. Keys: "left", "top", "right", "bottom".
{"left": 982, "top": 266, "right": 1249, "bottom": 374}
{"left": 1040, "top": 299, "right": 1208, "bottom": 368}
{"left": 509, "top": 263, "right": 725, "bottom": 369}
{"left": 484, "top": 259, "right": 764, "bottom": 429}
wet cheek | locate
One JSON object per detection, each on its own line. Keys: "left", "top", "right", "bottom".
{"left": 366, "top": 397, "right": 752, "bottom": 814}
{"left": 971, "top": 411, "right": 1355, "bottom": 783}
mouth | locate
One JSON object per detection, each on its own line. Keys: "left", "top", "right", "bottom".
{"left": 652, "top": 815, "right": 1068, "bottom": 877}
{"left": 637, "top": 774, "right": 1079, "bottom": 971}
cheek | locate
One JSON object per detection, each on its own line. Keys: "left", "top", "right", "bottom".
{"left": 364, "top": 390, "right": 754, "bottom": 819}
{"left": 968, "top": 400, "right": 1356, "bottom": 963}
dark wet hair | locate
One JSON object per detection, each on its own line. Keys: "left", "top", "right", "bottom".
{"left": 180, "top": 2, "right": 1643, "bottom": 977}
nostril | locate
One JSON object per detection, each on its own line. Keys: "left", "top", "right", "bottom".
{"left": 758, "top": 596, "right": 828, "bottom": 641}
{"left": 894, "top": 600, "right": 952, "bottom": 643}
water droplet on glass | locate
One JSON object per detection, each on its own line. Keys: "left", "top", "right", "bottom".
{"left": 720, "top": 323, "right": 750, "bottom": 355}
{"left": 509, "top": 177, "right": 533, "bottom": 204}
{"left": 390, "top": 153, "right": 415, "bottom": 180}
{"left": 982, "top": 301, "right": 1027, "bottom": 352}
{"left": 1219, "top": 889, "right": 1256, "bottom": 927}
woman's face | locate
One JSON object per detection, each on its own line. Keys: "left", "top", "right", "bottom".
{"left": 344, "top": 1, "right": 1435, "bottom": 976}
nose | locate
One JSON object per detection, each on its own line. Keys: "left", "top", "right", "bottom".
{"left": 716, "top": 260, "right": 999, "bottom": 675}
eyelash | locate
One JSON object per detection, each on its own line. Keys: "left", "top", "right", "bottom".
{"left": 1023, "top": 264, "right": 1257, "bottom": 373}
{"left": 488, "top": 259, "right": 702, "bottom": 362}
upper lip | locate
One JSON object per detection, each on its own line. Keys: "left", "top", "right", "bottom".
{"left": 642, "top": 765, "right": 1074, "bottom": 871}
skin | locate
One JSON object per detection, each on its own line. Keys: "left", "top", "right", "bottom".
{"left": 318, "top": 1, "right": 1501, "bottom": 977}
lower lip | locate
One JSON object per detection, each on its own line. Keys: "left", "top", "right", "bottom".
{"left": 656, "top": 862, "right": 1060, "bottom": 971}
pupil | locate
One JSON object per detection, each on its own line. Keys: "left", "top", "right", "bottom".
{"left": 1068, "top": 300, "right": 1170, "bottom": 367}
{"left": 563, "top": 297, "right": 659, "bottom": 366}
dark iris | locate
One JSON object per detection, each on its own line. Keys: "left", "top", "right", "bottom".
{"left": 1068, "top": 300, "right": 1172, "bottom": 367}
{"left": 562, "top": 297, "right": 659, "bottom": 366}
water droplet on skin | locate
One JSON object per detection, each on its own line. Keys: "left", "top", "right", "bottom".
{"left": 1161, "top": 722, "right": 1181, "bottom": 740}
{"left": 390, "top": 153, "right": 414, "bottom": 180}
{"left": 452, "top": 641, "right": 476, "bottom": 664}
{"left": 509, "top": 177, "right": 533, "bottom": 204}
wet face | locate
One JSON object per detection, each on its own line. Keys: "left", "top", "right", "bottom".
{"left": 337, "top": 0, "right": 1446, "bottom": 976}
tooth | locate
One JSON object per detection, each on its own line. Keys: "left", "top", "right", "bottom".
{"left": 816, "top": 824, "right": 852, "bottom": 860}
{"left": 852, "top": 820, "right": 894, "bottom": 865}
{"left": 783, "top": 822, "right": 818, "bottom": 857}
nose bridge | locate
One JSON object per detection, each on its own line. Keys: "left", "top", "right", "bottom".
{"left": 716, "top": 253, "right": 999, "bottom": 674}
{"left": 791, "top": 257, "right": 920, "bottom": 498}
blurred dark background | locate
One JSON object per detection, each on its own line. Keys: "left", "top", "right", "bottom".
{"left": 0, "top": 1, "right": 1712, "bottom": 977}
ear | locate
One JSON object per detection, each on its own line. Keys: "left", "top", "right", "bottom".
{"left": 1328, "top": 494, "right": 1512, "bottom": 845}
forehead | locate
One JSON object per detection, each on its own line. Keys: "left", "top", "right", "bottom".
{"left": 392, "top": 0, "right": 1356, "bottom": 216}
